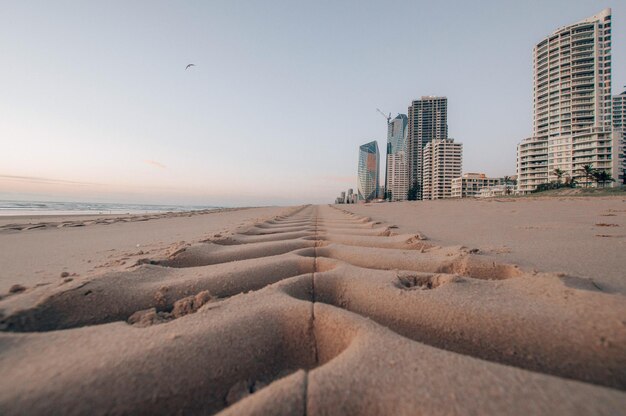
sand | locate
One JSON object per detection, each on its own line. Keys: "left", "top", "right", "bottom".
{"left": 0, "top": 202, "right": 625, "bottom": 415}
{"left": 342, "top": 197, "right": 626, "bottom": 294}
{"left": 0, "top": 207, "right": 284, "bottom": 293}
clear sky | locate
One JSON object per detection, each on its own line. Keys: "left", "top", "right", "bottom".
{"left": 1, "top": 1, "right": 624, "bottom": 206}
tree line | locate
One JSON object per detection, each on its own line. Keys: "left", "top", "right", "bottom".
{"left": 533, "top": 164, "right": 616, "bottom": 192}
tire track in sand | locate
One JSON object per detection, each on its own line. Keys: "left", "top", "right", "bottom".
{"left": 0, "top": 205, "right": 625, "bottom": 415}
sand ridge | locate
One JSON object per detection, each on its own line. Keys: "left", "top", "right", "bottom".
{"left": 339, "top": 197, "right": 626, "bottom": 293}
{"left": 0, "top": 206, "right": 289, "bottom": 294}
{"left": 0, "top": 205, "right": 625, "bottom": 415}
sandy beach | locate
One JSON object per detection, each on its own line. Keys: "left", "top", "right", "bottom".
{"left": 0, "top": 207, "right": 283, "bottom": 294}
{"left": 1, "top": 200, "right": 625, "bottom": 415}
{"left": 341, "top": 196, "right": 626, "bottom": 294}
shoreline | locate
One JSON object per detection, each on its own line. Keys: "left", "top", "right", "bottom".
{"left": 0, "top": 209, "right": 203, "bottom": 218}
{"left": 0, "top": 198, "right": 228, "bottom": 219}
{"left": 0, "top": 207, "right": 254, "bottom": 230}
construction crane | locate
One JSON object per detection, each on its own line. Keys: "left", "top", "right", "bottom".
{"left": 376, "top": 108, "right": 391, "bottom": 124}
{"left": 376, "top": 108, "right": 393, "bottom": 201}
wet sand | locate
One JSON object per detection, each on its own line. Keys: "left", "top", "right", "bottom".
{"left": 0, "top": 203, "right": 625, "bottom": 415}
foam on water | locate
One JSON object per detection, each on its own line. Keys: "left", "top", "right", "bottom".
{"left": 0, "top": 200, "right": 220, "bottom": 216}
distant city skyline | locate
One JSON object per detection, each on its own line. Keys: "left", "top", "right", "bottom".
{"left": 1, "top": 1, "right": 624, "bottom": 206}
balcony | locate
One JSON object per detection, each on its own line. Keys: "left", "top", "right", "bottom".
{"left": 572, "top": 38, "right": 594, "bottom": 46}
{"left": 571, "top": 58, "right": 594, "bottom": 66}
{"left": 571, "top": 64, "right": 594, "bottom": 72}
{"left": 571, "top": 79, "right": 594, "bottom": 86}
{"left": 572, "top": 53, "right": 594, "bottom": 61}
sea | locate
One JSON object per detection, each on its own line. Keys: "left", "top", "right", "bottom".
{"left": 0, "top": 200, "right": 222, "bottom": 216}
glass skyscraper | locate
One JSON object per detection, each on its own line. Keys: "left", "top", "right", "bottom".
{"left": 385, "top": 114, "right": 409, "bottom": 201}
{"left": 357, "top": 141, "right": 380, "bottom": 201}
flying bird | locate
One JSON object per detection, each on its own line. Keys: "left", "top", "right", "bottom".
{"left": 185, "top": 64, "right": 196, "bottom": 70}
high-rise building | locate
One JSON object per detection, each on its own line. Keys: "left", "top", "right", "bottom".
{"left": 422, "top": 138, "right": 462, "bottom": 200}
{"left": 407, "top": 97, "right": 448, "bottom": 199}
{"left": 347, "top": 188, "right": 355, "bottom": 204}
{"left": 385, "top": 114, "right": 409, "bottom": 201}
{"left": 357, "top": 141, "right": 380, "bottom": 201}
{"left": 517, "top": 8, "right": 618, "bottom": 192}
{"left": 613, "top": 90, "right": 626, "bottom": 183}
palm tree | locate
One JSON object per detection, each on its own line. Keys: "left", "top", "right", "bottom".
{"left": 503, "top": 176, "right": 512, "bottom": 195}
{"left": 564, "top": 175, "right": 577, "bottom": 188}
{"left": 553, "top": 168, "right": 565, "bottom": 185}
{"left": 578, "top": 164, "right": 595, "bottom": 188}
{"left": 407, "top": 182, "right": 420, "bottom": 201}
{"left": 592, "top": 170, "right": 615, "bottom": 188}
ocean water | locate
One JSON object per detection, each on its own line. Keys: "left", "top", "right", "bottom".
{"left": 0, "top": 200, "right": 221, "bottom": 216}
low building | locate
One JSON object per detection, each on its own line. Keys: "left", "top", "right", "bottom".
{"left": 451, "top": 173, "right": 504, "bottom": 198}
{"left": 477, "top": 185, "right": 508, "bottom": 198}
{"left": 516, "top": 137, "right": 548, "bottom": 194}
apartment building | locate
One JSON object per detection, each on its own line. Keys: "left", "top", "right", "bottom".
{"left": 517, "top": 8, "right": 618, "bottom": 192}
{"left": 614, "top": 90, "right": 626, "bottom": 183}
{"left": 517, "top": 137, "right": 549, "bottom": 193}
{"left": 422, "top": 139, "right": 462, "bottom": 200}
{"left": 407, "top": 97, "right": 448, "bottom": 199}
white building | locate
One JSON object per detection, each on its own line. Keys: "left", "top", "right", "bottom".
{"left": 422, "top": 139, "right": 462, "bottom": 200}
{"left": 614, "top": 91, "right": 626, "bottom": 184}
{"left": 517, "top": 8, "right": 619, "bottom": 193}
{"left": 517, "top": 137, "right": 549, "bottom": 193}
{"left": 451, "top": 173, "right": 505, "bottom": 198}
{"left": 387, "top": 153, "right": 409, "bottom": 201}
{"left": 477, "top": 185, "right": 508, "bottom": 198}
